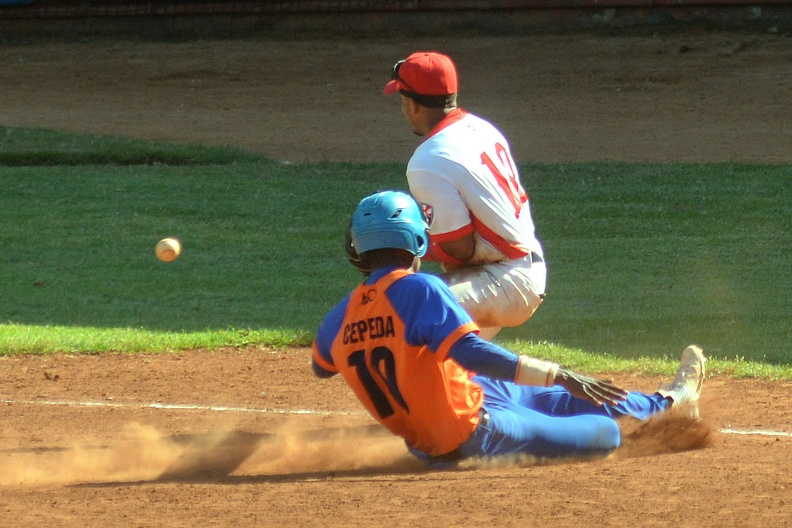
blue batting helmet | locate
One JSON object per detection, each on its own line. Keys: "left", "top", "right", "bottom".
{"left": 350, "top": 191, "right": 429, "bottom": 257}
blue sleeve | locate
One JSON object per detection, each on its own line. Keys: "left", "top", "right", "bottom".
{"left": 448, "top": 333, "right": 519, "bottom": 380}
{"left": 387, "top": 273, "right": 474, "bottom": 352}
{"left": 312, "top": 293, "right": 351, "bottom": 375}
{"left": 312, "top": 361, "right": 336, "bottom": 378}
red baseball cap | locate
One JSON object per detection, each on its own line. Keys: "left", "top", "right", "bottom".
{"left": 383, "top": 51, "right": 458, "bottom": 96}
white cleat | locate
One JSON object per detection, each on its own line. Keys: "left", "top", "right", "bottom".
{"left": 657, "top": 345, "right": 706, "bottom": 418}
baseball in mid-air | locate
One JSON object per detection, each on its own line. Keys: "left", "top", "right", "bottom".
{"left": 155, "top": 237, "right": 182, "bottom": 262}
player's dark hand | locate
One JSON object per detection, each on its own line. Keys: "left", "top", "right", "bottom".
{"left": 554, "top": 368, "right": 629, "bottom": 407}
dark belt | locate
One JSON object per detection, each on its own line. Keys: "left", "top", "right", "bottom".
{"left": 429, "top": 411, "right": 490, "bottom": 464}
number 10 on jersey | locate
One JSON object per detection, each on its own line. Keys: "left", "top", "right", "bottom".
{"left": 348, "top": 347, "right": 409, "bottom": 420}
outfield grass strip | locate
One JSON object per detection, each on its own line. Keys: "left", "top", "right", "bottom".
{"left": 2, "top": 127, "right": 790, "bottom": 378}
{"left": 0, "top": 125, "right": 265, "bottom": 165}
{"left": 506, "top": 341, "right": 792, "bottom": 380}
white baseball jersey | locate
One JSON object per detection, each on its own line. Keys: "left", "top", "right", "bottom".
{"left": 406, "top": 109, "right": 543, "bottom": 266}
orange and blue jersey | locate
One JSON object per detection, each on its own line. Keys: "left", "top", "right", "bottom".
{"left": 312, "top": 267, "right": 482, "bottom": 456}
{"left": 314, "top": 267, "right": 673, "bottom": 463}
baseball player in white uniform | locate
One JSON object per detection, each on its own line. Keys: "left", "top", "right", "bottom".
{"left": 384, "top": 51, "right": 546, "bottom": 340}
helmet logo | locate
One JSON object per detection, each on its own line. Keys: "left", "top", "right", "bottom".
{"left": 420, "top": 202, "right": 434, "bottom": 226}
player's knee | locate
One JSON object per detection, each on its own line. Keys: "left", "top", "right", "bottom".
{"left": 592, "top": 419, "right": 621, "bottom": 451}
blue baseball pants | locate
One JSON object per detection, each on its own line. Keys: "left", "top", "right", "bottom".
{"left": 455, "top": 376, "right": 670, "bottom": 460}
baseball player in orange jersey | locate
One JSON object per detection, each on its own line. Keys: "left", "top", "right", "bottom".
{"left": 313, "top": 191, "right": 706, "bottom": 465}
{"left": 384, "top": 51, "right": 546, "bottom": 341}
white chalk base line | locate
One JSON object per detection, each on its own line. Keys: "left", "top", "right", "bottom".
{"left": 2, "top": 398, "right": 364, "bottom": 416}
{"left": 2, "top": 398, "right": 790, "bottom": 438}
{"left": 719, "top": 428, "right": 791, "bottom": 438}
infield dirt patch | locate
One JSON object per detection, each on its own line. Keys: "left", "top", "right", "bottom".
{"left": 2, "top": 31, "right": 791, "bottom": 165}
{"left": 1, "top": 349, "right": 790, "bottom": 527}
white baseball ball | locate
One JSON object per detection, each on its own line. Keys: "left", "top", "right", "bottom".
{"left": 155, "top": 237, "right": 182, "bottom": 262}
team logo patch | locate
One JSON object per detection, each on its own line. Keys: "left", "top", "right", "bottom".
{"left": 361, "top": 288, "right": 377, "bottom": 304}
{"left": 420, "top": 202, "right": 434, "bottom": 226}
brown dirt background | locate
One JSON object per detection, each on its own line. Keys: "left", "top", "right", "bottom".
{"left": 2, "top": 31, "right": 791, "bottom": 164}
{"left": 1, "top": 29, "right": 791, "bottom": 527}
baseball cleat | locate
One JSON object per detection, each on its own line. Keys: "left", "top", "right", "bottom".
{"left": 657, "top": 345, "right": 706, "bottom": 418}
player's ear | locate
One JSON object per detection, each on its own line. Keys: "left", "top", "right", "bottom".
{"left": 400, "top": 94, "right": 418, "bottom": 116}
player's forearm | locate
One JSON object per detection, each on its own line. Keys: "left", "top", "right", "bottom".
{"left": 425, "top": 240, "right": 466, "bottom": 267}
{"left": 448, "top": 333, "right": 518, "bottom": 379}
{"left": 438, "top": 236, "right": 475, "bottom": 263}
{"left": 423, "top": 229, "right": 476, "bottom": 266}
{"left": 449, "top": 333, "right": 560, "bottom": 387}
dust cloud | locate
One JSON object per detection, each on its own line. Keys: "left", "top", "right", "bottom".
{"left": 238, "top": 418, "right": 420, "bottom": 478}
{"left": 0, "top": 420, "right": 415, "bottom": 487}
{"left": 0, "top": 408, "right": 714, "bottom": 486}
{"left": 0, "top": 423, "right": 181, "bottom": 486}
{"left": 617, "top": 407, "right": 715, "bottom": 458}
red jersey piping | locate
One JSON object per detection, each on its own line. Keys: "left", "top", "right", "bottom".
{"left": 423, "top": 108, "right": 468, "bottom": 141}
{"left": 471, "top": 215, "right": 531, "bottom": 260}
{"left": 431, "top": 222, "right": 473, "bottom": 243}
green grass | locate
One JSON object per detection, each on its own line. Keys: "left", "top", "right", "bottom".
{"left": 0, "top": 126, "right": 261, "bottom": 166}
{"left": 0, "top": 161, "right": 399, "bottom": 334}
{"left": 1, "top": 126, "right": 790, "bottom": 378}
{"left": 0, "top": 323, "right": 300, "bottom": 354}
{"left": 503, "top": 340, "right": 792, "bottom": 380}
{"left": 501, "top": 162, "right": 792, "bottom": 367}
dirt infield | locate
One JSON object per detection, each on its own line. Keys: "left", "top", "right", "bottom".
{"left": 1, "top": 349, "right": 791, "bottom": 527}
{"left": 1, "top": 31, "right": 791, "bottom": 527}
{"left": 2, "top": 31, "right": 791, "bottom": 164}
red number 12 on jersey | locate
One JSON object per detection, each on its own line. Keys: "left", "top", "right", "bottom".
{"left": 480, "top": 143, "right": 528, "bottom": 218}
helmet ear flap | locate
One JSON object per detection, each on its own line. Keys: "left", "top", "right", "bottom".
{"left": 414, "top": 230, "right": 428, "bottom": 258}
{"left": 345, "top": 220, "right": 372, "bottom": 275}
